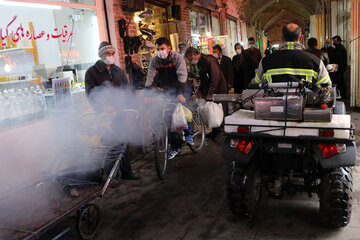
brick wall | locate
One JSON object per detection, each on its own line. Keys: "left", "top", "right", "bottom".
{"left": 177, "top": 0, "right": 192, "bottom": 44}
{"left": 109, "top": 0, "right": 241, "bottom": 67}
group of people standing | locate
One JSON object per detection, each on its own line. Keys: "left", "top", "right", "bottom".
{"left": 183, "top": 37, "right": 263, "bottom": 98}
{"left": 190, "top": 35, "right": 348, "bottom": 99}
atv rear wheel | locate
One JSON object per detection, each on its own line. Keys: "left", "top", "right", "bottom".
{"left": 319, "top": 167, "right": 353, "bottom": 228}
{"left": 227, "top": 161, "right": 262, "bottom": 217}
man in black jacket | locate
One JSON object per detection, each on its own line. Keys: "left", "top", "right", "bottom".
{"left": 307, "top": 37, "right": 329, "bottom": 66}
{"left": 331, "top": 35, "right": 348, "bottom": 99}
{"left": 184, "top": 47, "right": 228, "bottom": 99}
{"left": 85, "top": 41, "right": 139, "bottom": 180}
{"left": 212, "top": 44, "right": 233, "bottom": 89}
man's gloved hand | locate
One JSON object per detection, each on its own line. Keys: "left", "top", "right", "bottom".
{"left": 177, "top": 94, "right": 186, "bottom": 103}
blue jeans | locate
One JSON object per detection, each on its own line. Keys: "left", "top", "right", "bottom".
{"left": 169, "top": 84, "right": 194, "bottom": 150}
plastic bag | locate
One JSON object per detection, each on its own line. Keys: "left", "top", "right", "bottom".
{"left": 199, "top": 102, "right": 224, "bottom": 128}
{"left": 182, "top": 105, "right": 193, "bottom": 122}
{"left": 171, "top": 103, "right": 188, "bottom": 131}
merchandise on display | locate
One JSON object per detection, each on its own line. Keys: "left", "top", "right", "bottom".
{"left": 0, "top": 86, "right": 46, "bottom": 121}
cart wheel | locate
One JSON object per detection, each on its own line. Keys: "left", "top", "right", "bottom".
{"left": 154, "top": 121, "right": 168, "bottom": 180}
{"left": 189, "top": 112, "right": 206, "bottom": 153}
{"left": 77, "top": 204, "right": 101, "bottom": 239}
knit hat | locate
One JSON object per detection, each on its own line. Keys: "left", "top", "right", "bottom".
{"left": 98, "top": 41, "right": 116, "bottom": 57}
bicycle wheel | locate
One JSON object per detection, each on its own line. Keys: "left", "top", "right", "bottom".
{"left": 154, "top": 121, "right": 169, "bottom": 180}
{"left": 189, "top": 111, "right": 205, "bottom": 153}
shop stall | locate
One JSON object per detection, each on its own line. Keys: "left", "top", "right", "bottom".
{"left": 0, "top": 0, "right": 106, "bottom": 124}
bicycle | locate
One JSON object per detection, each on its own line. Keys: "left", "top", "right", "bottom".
{"left": 152, "top": 96, "right": 206, "bottom": 180}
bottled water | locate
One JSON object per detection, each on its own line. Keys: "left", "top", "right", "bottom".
{"left": 0, "top": 86, "right": 48, "bottom": 122}
{"left": 2, "top": 90, "right": 12, "bottom": 120}
{"left": 36, "top": 86, "right": 47, "bottom": 112}
{"left": 30, "top": 86, "right": 40, "bottom": 113}
{"left": 23, "top": 88, "right": 33, "bottom": 115}
{"left": 17, "top": 89, "right": 26, "bottom": 117}
{"left": 0, "top": 91, "right": 3, "bottom": 121}
{"left": 9, "top": 89, "right": 18, "bottom": 118}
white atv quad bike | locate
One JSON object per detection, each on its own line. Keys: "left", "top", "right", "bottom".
{"left": 215, "top": 81, "right": 356, "bottom": 228}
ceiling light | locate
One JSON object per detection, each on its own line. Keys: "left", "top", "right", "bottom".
{"left": 0, "top": 0, "right": 62, "bottom": 10}
{"left": 4, "top": 64, "right": 11, "bottom": 72}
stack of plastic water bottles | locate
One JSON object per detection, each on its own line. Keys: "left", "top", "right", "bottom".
{"left": 0, "top": 86, "right": 47, "bottom": 121}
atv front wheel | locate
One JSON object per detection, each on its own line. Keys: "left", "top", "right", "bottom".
{"left": 319, "top": 167, "right": 353, "bottom": 228}
{"left": 227, "top": 161, "right": 262, "bottom": 217}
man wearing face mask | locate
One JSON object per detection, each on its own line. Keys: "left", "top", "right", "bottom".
{"left": 85, "top": 41, "right": 140, "bottom": 180}
{"left": 184, "top": 47, "right": 227, "bottom": 99}
{"left": 85, "top": 41, "right": 128, "bottom": 98}
{"left": 321, "top": 39, "right": 335, "bottom": 63}
{"left": 232, "top": 43, "right": 253, "bottom": 93}
{"left": 244, "top": 37, "right": 262, "bottom": 68}
{"left": 212, "top": 44, "right": 234, "bottom": 89}
{"left": 146, "top": 37, "right": 192, "bottom": 160}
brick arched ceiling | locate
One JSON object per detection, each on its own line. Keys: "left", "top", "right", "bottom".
{"left": 234, "top": 0, "right": 325, "bottom": 42}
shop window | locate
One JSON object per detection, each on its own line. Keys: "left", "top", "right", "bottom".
{"left": 226, "top": 18, "right": 238, "bottom": 57}
{"left": 189, "top": 10, "right": 211, "bottom": 48}
{"left": 0, "top": 5, "right": 101, "bottom": 91}
{"left": 190, "top": 10, "right": 199, "bottom": 36}
{"left": 199, "top": 12, "right": 210, "bottom": 36}
{"left": 134, "top": 3, "right": 167, "bottom": 40}
{"left": 133, "top": 4, "right": 188, "bottom": 68}
{"left": 212, "top": 16, "right": 220, "bottom": 37}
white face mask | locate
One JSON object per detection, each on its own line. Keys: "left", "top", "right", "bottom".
{"left": 236, "top": 49, "right": 242, "bottom": 55}
{"left": 103, "top": 56, "right": 115, "bottom": 65}
{"left": 191, "top": 59, "right": 198, "bottom": 65}
{"left": 157, "top": 50, "right": 169, "bottom": 59}
{"left": 213, "top": 53, "right": 219, "bottom": 59}
{"left": 249, "top": 44, "right": 255, "bottom": 49}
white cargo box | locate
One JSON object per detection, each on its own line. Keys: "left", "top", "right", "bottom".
{"left": 224, "top": 110, "right": 351, "bottom": 139}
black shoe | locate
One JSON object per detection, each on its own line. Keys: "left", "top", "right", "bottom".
{"left": 122, "top": 174, "right": 141, "bottom": 180}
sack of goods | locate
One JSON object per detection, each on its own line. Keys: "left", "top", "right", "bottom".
{"left": 199, "top": 102, "right": 224, "bottom": 128}
{"left": 171, "top": 103, "right": 188, "bottom": 131}
{"left": 182, "top": 105, "right": 193, "bottom": 122}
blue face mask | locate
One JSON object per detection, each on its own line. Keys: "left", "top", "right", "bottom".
{"left": 325, "top": 44, "right": 331, "bottom": 48}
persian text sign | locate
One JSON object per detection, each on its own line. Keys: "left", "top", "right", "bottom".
{"left": 0, "top": 15, "right": 74, "bottom": 47}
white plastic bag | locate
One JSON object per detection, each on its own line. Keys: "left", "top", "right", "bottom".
{"left": 171, "top": 103, "right": 188, "bottom": 131}
{"left": 199, "top": 102, "right": 224, "bottom": 128}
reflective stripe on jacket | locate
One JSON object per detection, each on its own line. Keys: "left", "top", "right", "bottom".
{"left": 253, "top": 42, "right": 331, "bottom": 88}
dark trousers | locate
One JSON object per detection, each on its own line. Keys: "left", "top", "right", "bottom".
{"left": 331, "top": 72, "right": 346, "bottom": 99}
